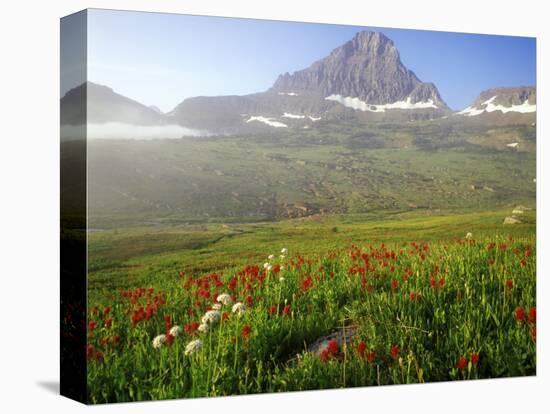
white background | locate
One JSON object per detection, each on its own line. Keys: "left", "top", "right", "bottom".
{"left": 0, "top": 0, "right": 547, "bottom": 412}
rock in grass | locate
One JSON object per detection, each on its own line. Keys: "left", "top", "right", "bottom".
{"left": 503, "top": 216, "right": 522, "bottom": 225}
{"left": 308, "top": 326, "right": 356, "bottom": 357}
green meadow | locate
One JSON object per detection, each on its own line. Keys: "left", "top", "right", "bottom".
{"left": 85, "top": 208, "right": 536, "bottom": 403}
{"left": 77, "top": 119, "right": 537, "bottom": 403}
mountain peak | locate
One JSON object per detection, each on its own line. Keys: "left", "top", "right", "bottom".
{"left": 271, "top": 31, "right": 448, "bottom": 109}
{"left": 349, "top": 31, "right": 395, "bottom": 52}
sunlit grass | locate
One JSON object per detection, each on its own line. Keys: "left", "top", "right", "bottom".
{"left": 84, "top": 216, "right": 536, "bottom": 403}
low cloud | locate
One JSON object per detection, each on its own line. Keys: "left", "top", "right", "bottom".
{"left": 61, "top": 122, "right": 209, "bottom": 140}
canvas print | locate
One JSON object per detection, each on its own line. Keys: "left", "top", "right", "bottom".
{"left": 60, "top": 8, "right": 536, "bottom": 404}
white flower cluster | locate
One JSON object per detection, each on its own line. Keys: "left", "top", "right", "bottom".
{"left": 152, "top": 325, "right": 183, "bottom": 349}
{"left": 264, "top": 247, "right": 288, "bottom": 273}
{"left": 232, "top": 302, "right": 246, "bottom": 315}
{"left": 185, "top": 339, "right": 203, "bottom": 355}
{"left": 216, "top": 293, "right": 233, "bottom": 305}
{"left": 201, "top": 310, "right": 221, "bottom": 325}
{"left": 169, "top": 325, "right": 182, "bottom": 337}
{"left": 152, "top": 334, "right": 167, "bottom": 349}
{"left": 194, "top": 292, "right": 239, "bottom": 338}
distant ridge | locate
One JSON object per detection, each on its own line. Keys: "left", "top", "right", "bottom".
{"left": 458, "top": 86, "right": 536, "bottom": 117}
{"left": 61, "top": 82, "right": 167, "bottom": 126}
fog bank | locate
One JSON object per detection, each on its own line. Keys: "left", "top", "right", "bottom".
{"left": 61, "top": 122, "right": 209, "bottom": 140}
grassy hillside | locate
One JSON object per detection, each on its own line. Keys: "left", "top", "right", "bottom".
{"left": 86, "top": 120, "right": 536, "bottom": 228}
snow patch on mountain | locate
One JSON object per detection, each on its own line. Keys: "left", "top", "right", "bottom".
{"left": 485, "top": 100, "right": 536, "bottom": 114}
{"left": 458, "top": 106, "right": 485, "bottom": 117}
{"left": 459, "top": 95, "right": 536, "bottom": 116}
{"left": 282, "top": 112, "right": 306, "bottom": 119}
{"left": 325, "top": 94, "right": 437, "bottom": 112}
{"left": 482, "top": 96, "right": 497, "bottom": 106}
{"left": 246, "top": 116, "right": 288, "bottom": 128}
{"left": 278, "top": 92, "right": 299, "bottom": 96}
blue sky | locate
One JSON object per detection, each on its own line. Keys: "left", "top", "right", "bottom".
{"left": 82, "top": 8, "right": 536, "bottom": 112}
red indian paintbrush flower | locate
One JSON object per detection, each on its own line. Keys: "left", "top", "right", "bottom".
{"left": 367, "top": 351, "right": 376, "bottom": 363}
{"left": 320, "top": 349, "right": 330, "bottom": 362}
{"left": 357, "top": 341, "right": 366, "bottom": 357}
{"left": 184, "top": 322, "right": 199, "bottom": 334}
{"left": 390, "top": 345, "right": 400, "bottom": 360}
{"left": 282, "top": 304, "right": 291, "bottom": 316}
{"left": 456, "top": 356, "right": 468, "bottom": 370}
{"left": 471, "top": 352, "right": 479, "bottom": 366}
{"left": 165, "top": 333, "right": 175, "bottom": 346}
{"left": 164, "top": 314, "right": 172, "bottom": 334}
{"left": 242, "top": 325, "right": 251, "bottom": 338}
{"left": 131, "top": 307, "right": 145, "bottom": 326}
{"left": 515, "top": 307, "right": 526, "bottom": 322}
{"left": 506, "top": 279, "right": 513, "bottom": 291}
{"left": 320, "top": 339, "right": 339, "bottom": 362}
{"left": 88, "top": 320, "right": 97, "bottom": 333}
{"left": 528, "top": 307, "right": 536, "bottom": 324}
{"left": 391, "top": 279, "right": 398, "bottom": 291}
{"left": 301, "top": 276, "right": 313, "bottom": 291}
{"left": 327, "top": 339, "right": 339, "bottom": 355}
{"left": 86, "top": 344, "right": 95, "bottom": 360}
{"left": 520, "top": 259, "right": 526, "bottom": 267}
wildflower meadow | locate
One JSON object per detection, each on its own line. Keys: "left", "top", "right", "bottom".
{"left": 82, "top": 212, "right": 536, "bottom": 403}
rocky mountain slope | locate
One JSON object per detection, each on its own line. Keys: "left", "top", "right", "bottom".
{"left": 169, "top": 31, "right": 451, "bottom": 133}
{"left": 271, "top": 31, "right": 447, "bottom": 108}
